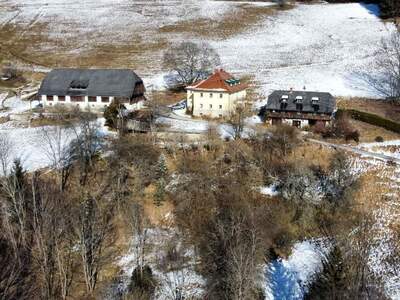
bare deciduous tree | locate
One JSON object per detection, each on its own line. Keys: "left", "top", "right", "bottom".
{"left": 41, "top": 125, "right": 73, "bottom": 192}
{"left": 227, "top": 106, "right": 248, "bottom": 140}
{"left": 163, "top": 41, "right": 221, "bottom": 86}
{"left": 0, "top": 132, "right": 13, "bottom": 176}
{"left": 70, "top": 114, "right": 104, "bottom": 186}
{"left": 75, "top": 194, "right": 113, "bottom": 294}
{"left": 360, "top": 31, "right": 400, "bottom": 101}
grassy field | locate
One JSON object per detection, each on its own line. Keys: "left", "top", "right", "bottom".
{"left": 0, "top": 1, "right": 279, "bottom": 74}
{"left": 338, "top": 97, "right": 400, "bottom": 123}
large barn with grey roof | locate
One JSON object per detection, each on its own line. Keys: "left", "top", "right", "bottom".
{"left": 38, "top": 68, "right": 145, "bottom": 110}
{"left": 260, "top": 90, "right": 336, "bottom": 128}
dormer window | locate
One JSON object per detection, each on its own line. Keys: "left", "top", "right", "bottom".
{"left": 311, "top": 96, "right": 319, "bottom": 112}
{"left": 295, "top": 96, "right": 303, "bottom": 103}
{"left": 280, "top": 102, "right": 288, "bottom": 110}
{"left": 296, "top": 103, "right": 303, "bottom": 111}
{"left": 69, "top": 79, "right": 89, "bottom": 90}
{"left": 281, "top": 95, "right": 289, "bottom": 103}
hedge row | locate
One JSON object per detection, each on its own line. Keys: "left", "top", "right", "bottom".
{"left": 337, "top": 108, "right": 400, "bottom": 133}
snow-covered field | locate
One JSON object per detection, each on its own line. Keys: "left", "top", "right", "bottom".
{"left": 213, "top": 3, "right": 395, "bottom": 99}
{"left": 1, "top": 1, "right": 395, "bottom": 98}
{"left": 0, "top": 97, "right": 110, "bottom": 173}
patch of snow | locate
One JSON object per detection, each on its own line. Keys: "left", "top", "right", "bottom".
{"left": 211, "top": 3, "right": 395, "bottom": 98}
{"left": 156, "top": 116, "right": 209, "bottom": 133}
{"left": 245, "top": 115, "right": 263, "bottom": 126}
{"left": 359, "top": 140, "right": 400, "bottom": 149}
{"left": 259, "top": 184, "right": 279, "bottom": 197}
{"left": 265, "top": 239, "right": 330, "bottom": 300}
{"left": 0, "top": 96, "right": 32, "bottom": 118}
{"left": 117, "top": 227, "right": 205, "bottom": 299}
{"left": 0, "top": 118, "right": 110, "bottom": 174}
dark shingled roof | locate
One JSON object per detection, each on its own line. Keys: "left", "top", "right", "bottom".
{"left": 264, "top": 90, "right": 336, "bottom": 114}
{"left": 38, "top": 68, "right": 143, "bottom": 98}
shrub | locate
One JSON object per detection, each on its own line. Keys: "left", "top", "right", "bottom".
{"left": 128, "top": 265, "right": 156, "bottom": 298}
{"left": 345, "top": 130, "right": 360, "bottom": 143}
{"left": 312, "top": 122, "right": 329, "bottom": 135}
{"left": 375, "top": 136, "right": 384, "bottom": 142}
{"left": 103, "top": 100, "right": 126, "bottom": 128}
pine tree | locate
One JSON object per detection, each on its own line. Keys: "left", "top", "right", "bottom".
{"left": 154, "top": 178, "right": 166, "bottom": 207}
{"left": 154, "top": 154, "right": 168, "bottom": 206}
{"left": 156, "top": 154, "right": 168, "bottom": 180}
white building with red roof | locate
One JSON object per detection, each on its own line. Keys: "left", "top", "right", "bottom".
{"left": 186, "top": 69, "right": 248, "bottom": 118}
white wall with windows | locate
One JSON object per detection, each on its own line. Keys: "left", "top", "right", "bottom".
{"left": 40, "top": 95, "right": 142, "bottom": 111}
{"left": 187, "top": 89, "right": 246, "bottom": 118}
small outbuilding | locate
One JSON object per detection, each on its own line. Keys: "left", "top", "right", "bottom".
{"left": 38, "top": 68, "right": 145, "bottom": 110}
{"left": 261, "top": 90, "right": 336, "bottom": 128}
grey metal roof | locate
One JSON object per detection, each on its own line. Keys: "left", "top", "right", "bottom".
{"left": 264, "top": 90, "right": 335, "bottom": 114}
{"left": 38, "top": 68, "right": 143, "bottom": 98}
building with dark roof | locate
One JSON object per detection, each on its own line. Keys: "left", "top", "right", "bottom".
{"left": 186, "top": 69, "right": 248, "bottom": 118}
{"left": 38, "top": 68, "right": 145, "bottom": 110}
{"left": 261, "top": 90, "right": 336, "bottom": 128}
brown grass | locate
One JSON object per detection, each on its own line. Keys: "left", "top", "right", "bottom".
{"left": 338, "top": 97, "right": 400, "bottom": 123}
{"left": 158, "top": 3, "right": 282, "bottom": 39}
{"left": 290, "top": 141, "right": 335, "bottom": 170}
{"left": 349, "top": 119, "right": 400, "bottom": 143}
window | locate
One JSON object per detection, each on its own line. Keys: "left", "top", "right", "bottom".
{"left": 210, "top": 93, "right": 213, "bottom": 98}
{"left": 47, "top": 95, "right": 54, "bottom": 101}
{"left": 209, "top": 104, "right": 212, "bottom": 109}
{"left": 296, "top": 103, "right": 303, "bottom": 111}
{"left": 280, "top": 102, "right": 288, "bottom": 110}
{"left": 293, "top": 120, "right": 301, "bottom": 128}
{"left": 71, "top": 96, "right": 83, "bottom": 102}
{"left": 219, "top": 105, "right": 222, "bottom": 109}
{"left": 200, "top": 93, "right": 203, "bottom": 97}
{"left": 58, "top": 96, "right": 65, "bottom": 102}
{"left": 200, "top": 104, "right": 203, "bottom": 108}
{"left": 88, "top": 96, "right": 97, "bottom": 102}
{"left": 101, "top": 97, "right": 109, "bottom": 103}
{"left": 313, "top": 105, "right": 319, "bottom": 112}
{"left": 220, "top": 94, "right": 223, "bottom": 98}
{"left": 219, "top": 114, "right": 223, "bottom": 118}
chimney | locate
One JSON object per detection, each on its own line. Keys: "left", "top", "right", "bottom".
{"left": 303, "top": 85, "right": 306, "bottom": 91}
{"left": 290, "top": 87, "right": 293, "bottom": 93}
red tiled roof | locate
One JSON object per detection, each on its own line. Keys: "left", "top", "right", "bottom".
{"left": 187, "top": 69, "right": 248, "bottom": 94}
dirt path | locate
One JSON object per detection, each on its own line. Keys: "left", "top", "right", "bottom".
{"left": 308, "top": 138, "right": 400, "bottom": 164}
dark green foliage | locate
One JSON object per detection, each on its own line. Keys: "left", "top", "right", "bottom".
{"left": 154, "top": 178, "right": 166, "bottom": 207}
{"left": 305, "top": 246, "right": 347, "bottom": 300}
{"left": 128, "top": 265, "right": 156, "bottom": 299}
{"left": 154, "top": 154, "right": 168, "bottom": 206}
{"left": 338, "top": 108, "right": 400, "bottom": 134}
{"left": 11, "top": 159, "right": 26, "bottom": 190}
{"left": 103, "top": 101, "right": 126, "bottom": 129}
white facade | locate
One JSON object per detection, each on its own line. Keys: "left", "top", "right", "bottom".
{"left": 187, "top": 89, "right": 246, "bottom": 118}
{"left": 41, "top": 95, "right": 143, "bottom": 111}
